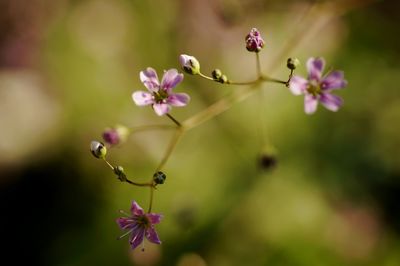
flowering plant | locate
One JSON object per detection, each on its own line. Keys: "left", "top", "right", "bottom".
{"left": 90, "top": 27, "right": 347, "bottom": 250}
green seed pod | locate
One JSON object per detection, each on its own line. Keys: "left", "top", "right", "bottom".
{"left": 219, "top": 75, "right": 228, "bottom": 84}
{"left": 212, "top": 69, "right": 222, "bottom": 80}
{"left": 114, "top": 166, "right": 127, "bottom": 182}
{"left": 90, "top": 141, "right": 107, "bottom": 159}
{"left": 287, "top": 57, "right": 300, "bottom": 70}
{"left": 153, "top": 171, "right": 166, "bottom": 185}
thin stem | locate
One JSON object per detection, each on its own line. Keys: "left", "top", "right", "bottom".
{"left": 166, "top": 113, "right": 182, "bottom": 127}
{"left": 263, "top": 76, "right": 288, "bottom": 85}
{"left": 104, "top": 159, "right": 152, "bottom": 187}
{"left": 125, "top": 178, "right": 153, "bottom": 187}
{"left": 156, "top": 128, "right": 184, "bottom": 171}
{"left": 256, "top": 52, "right": 262, "bottom": 78}
{"left": 103, "top": 159, "right": 114, "bottom": 170}
{"left": 148, "top": 186, "right": 154, "bottom": 213}
{"left": 285, "top": 69, "right": 294, "bottom": 87}
{"left": 227, "top": 79, "right": 260, "bottom": 85}
{"left": 129, "top": 124, "right": 176, "bottom": 132}
{"left": 198, "top": 72, "right": 215, "bottom": 81}
{"left": 183, "top": 85, "right": 259, "bottom": 130}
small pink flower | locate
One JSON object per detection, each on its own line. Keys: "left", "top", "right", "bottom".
{"left": 117, "top": 201, "right": 162, "bottom": 250}
{"left": 289, "top": 57, "right": 347, "bottom": 114}
{"left": 132, "top": 68, "right": 190, "bottom": 116}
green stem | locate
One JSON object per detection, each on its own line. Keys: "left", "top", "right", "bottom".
{"left": 129, "top": 124, "right": 176, "bottom": 132}
{"left": 125, "top": 179, "right": 153, "bottom": 187}
{"left": 183, "top": 85, "right": 259, "bottom": 130}
{"left": 262, "top": 76, "right": 288, "bottom": 84}
{"left": 156, "top": 128, "right": 184, "bottom": 171}
{"left": 227, "top": 79, "right": 260, "bottom": 85}
{"left": 103, "top": 159, "right": 114, "bottom": 170}
{"left": 166, "top": 113, "right": 182, "bottom": 127}
{"left": 285, "top": 69, "right": 294, "bottom": 87}
{"left": 256, "top": 52, "right": 262, "bottom": 78}
{"left": 103, "top": 159, "right": 152, "bottom": 187}
{"left": 198, "top": 72, "right": 215, "bottom": 81}
{"left": 148, "top": 186, "right": 155, "bottom": 213}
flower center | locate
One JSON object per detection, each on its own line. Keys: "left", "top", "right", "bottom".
{"left": 136, "top": 215, "right": 150, "bottom": 228}
{"left": 306, "top": 80, "right": 321, "bottom": 96}
{"left": 154, "top": 90, "right": 168, "bottom": 103}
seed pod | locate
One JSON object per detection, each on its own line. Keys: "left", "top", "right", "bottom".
{"left": 287, "top": 57, "right": 300, "bottom": 70}
{"left": 153, "top": 171, "right": 166, "bottom": 185}
{"left": 90, "top": 141, "right": 107, "bottom": 159}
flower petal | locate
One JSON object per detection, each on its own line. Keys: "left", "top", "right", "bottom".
{"left": 167, "top": 93, "right": 190, "bottom": 107}
{"left": 307, "top": 57, "right": 325, "bottom": 81}
{"left": 179, "top": 54, "right": 191, "bottom": 68}
{"left": 161, "top": 69, "right": 183, "bottom": 92}
{"left": 304, "top": 94, "right": 318, "bottom": 114}
{"left": 289, "top": 76, "right": 308, "bottom": 95}
{"left": 116, "top": 217, "right": 135, "bottom": 230}
{"left": 152, "top": 103, "right": 170, "bottom": 116}
{"left": 130, "top": 227, "right": 145, "bottom": 250}
{"left": 320, "top": 93, "right": 343, "bottom": 112}
{"left": 132, "top": 91, "right": 154, "bottom": 106}
{"left": 146, "top": 226, "right": 161, "bottom": 244}
{"left": 147, "top": 213, "right": 162, "bottom": 224}
{"left": 179, "top": 54, "right": 200, "bottom": 75}
{"left": 321, "top": 71, "right": 347, "bottom": 91}
{"left": 140, "top": 67, "right": 159, "bottom": 92}
{"left": 130, "top": 201, "right": 144, "bottom": 216}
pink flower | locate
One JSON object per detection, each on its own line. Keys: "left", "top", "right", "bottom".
{"left": 289, "top": 57, "right": 347, "bottom": 114}
{"left": 116, "top": 201, "right": 162, "bottom": 250}
{"left": 132, "top": 68, "right": 190, "bottom": 116}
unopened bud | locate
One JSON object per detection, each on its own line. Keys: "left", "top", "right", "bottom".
{"left": 245, "top": 28, "right": 265, "bottom": 52}
{"left": 219, "top": 75, "right": 228, "bottom": 84}
{"left": 287, "top": 57, "right": 300, "bottom": 70}
{"left": 90, "top": 141, "right": 107, "bottom": 159}
{"left": 258, "top": 153, "right": 277, "bottom": 170}
{"left": 179, "top": 54, "right": 200, "bottom": 75}
{"left": 153, "top": 171, "right": 166, "bottom": 185}
{"left": 114, "top": 166, "right": 127, "bottom": 182}
{"left": 212, "top": 69, "right": 222, "bottom": 80}
{"left": 102, "top": 124, "right": 129, "bottom": 145}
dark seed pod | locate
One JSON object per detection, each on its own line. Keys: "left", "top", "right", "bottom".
{"left": 153, "top": 171, "right": 166, "bottom": 185}
{"left": 258, "top": 153, "right": 277, "bottom": 170}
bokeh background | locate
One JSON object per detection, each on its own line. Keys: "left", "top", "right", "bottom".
{"left": 1, "top": 0, "right": 400, "bottom": 265}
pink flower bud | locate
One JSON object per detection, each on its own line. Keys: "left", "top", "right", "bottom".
{"left": 245, "top": 28, "right": 265, "bottom": 52}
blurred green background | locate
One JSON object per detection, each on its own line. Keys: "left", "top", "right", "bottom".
{"left": 1, "top": 0, "right": 400, "bottom": 265}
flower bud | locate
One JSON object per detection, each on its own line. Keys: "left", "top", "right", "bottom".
{"left": 258, "top": 145, "right": 278, "bottom": 170}
{"left": 179, "top": 54, "right": 200, "bottom": 75}
{"left": 114, "top": 166, "right": 127, "bottom": 182}
{"left": 287, "top": 57, "right": 300, "bottom": 70}
{"left": 153, "top": 171, "right": 166, "bottom": 185}
{"left": 258, "top": 153, "right": 277, "bottom": 170}
{"left": 90, "top": 141, "right": 107, "bottom": 159}
{"left": 102, "top": 124, "right": 129, "bottom": 145}
{"left": 245, "top": 28, "right": 265, "bottom": 52}
{"left": 219, "top": 75, "right": 228, "bottom": 84}
{"left": 212, "top": 69, "right": 222, "bottom": 80}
